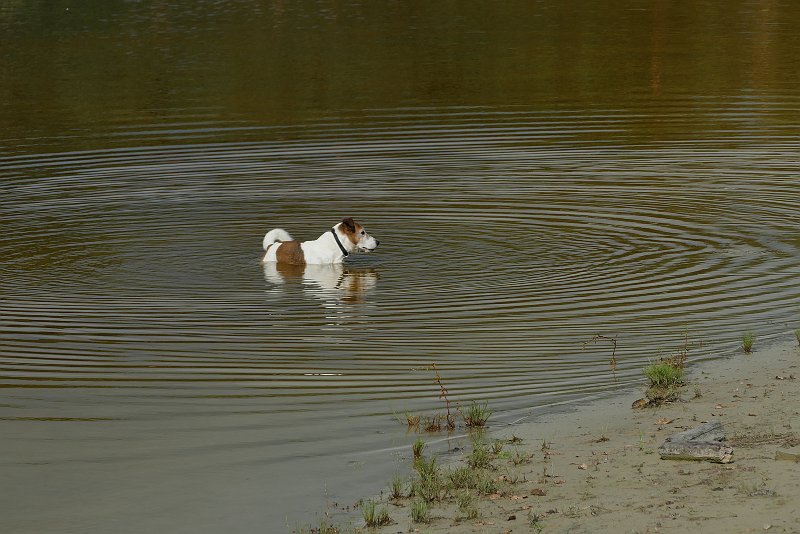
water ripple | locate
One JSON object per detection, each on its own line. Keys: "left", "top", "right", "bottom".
{"left": 3, "top": 102, "right": 800, "bottom": 531}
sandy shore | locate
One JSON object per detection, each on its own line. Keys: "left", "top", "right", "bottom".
{"left": 361, "top": 336, "right": 800, "bottom": 534}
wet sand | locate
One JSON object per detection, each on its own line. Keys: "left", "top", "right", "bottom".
{"left": 368, "top": 336, "right": 800, "bottom": 534}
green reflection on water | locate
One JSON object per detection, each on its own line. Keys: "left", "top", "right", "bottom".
{"left": 2, "top": 1, "right": 799, "bottom": 150}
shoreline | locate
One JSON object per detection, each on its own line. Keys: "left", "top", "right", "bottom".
{"left": 341, "top": 334, "right": 800, "bottom": 533}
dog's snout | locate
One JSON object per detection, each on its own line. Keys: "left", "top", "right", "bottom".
{"left": 376, "top": 239, "right": 380, "bottom": 246}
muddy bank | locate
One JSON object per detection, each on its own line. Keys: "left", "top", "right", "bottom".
{"left": 361, "top": 336, "right": 800, "bottom": 534}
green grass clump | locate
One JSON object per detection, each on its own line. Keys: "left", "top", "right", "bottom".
{"left": 475, "top": 473, "right": 498, "bottom": 495}
{"left": 643, "top": 361, "right": 684, "bottom": 388}
{"left": 412, "top": 438, "right": 425, "bottom": 459}
{"left": 462, "top": 401, "right": 492, "bottom": 427}
{"left": 389, "top": 475, "right": 405, "bottom": 500}
{"left": 361, "top": 499, "right": 391, "bottom": 527}
{"left": 455, "top": 489, "right": 479, "bottom": 519}
{"left": 467, "top": 439, "right": 492, "bottom": 470}
{"left": 643, "top": 360, "right": 684, "bottom": 406}
{"left": 795, "top": 329, "right": 800, "bottom": 346}
{"left": 491, "top": 439, "right": 505, "bottom": 455}
{"left": 742, "top": 332, "right": 756, "bottom": 353}
{"left": 510, "top": 447, "right": 533, "bottom": 466}
{"left": 413, "top": 455, "right": 438, "bottom": 479}
{"left": 412, "top": 473, "right": 447, "bottom": 503}
{"left": 411, "top": 455, "right": 448, "bottom": 502}
{"left": 448, "top": 466, "right": 480, "bottom": 490}
{"left": 410, "top": 498, "right": 431, "bottom": 524}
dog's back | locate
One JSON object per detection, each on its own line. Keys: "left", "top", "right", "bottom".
{"left": 263, "top": 228, "right": 293, "bottom": 250}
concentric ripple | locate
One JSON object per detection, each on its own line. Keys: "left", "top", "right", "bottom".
{"left": 2, "top": 103, "right": 800, "bottom": 531}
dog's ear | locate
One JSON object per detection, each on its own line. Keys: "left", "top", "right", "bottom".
{"left": 341, "top": 217, "right": 356, "bottom": 232}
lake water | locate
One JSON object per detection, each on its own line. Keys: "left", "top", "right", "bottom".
{"left": 2, "top": 1, "right": 800, "bottom": 532}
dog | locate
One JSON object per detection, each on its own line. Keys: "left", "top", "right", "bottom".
{"left": 261, "top": 217, "right": 379, "bottom": 265}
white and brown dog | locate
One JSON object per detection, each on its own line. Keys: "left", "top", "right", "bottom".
{"left": 261, "top": 218, "right": 379, "bottom": 264}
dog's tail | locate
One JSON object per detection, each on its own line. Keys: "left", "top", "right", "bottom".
{"left": 263, "top": 228, "right": 293, "bottom": 250}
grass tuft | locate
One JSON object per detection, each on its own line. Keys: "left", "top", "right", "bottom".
{"left": 642, "top": 359, "right": 684, "bottom": 406}
{"left": 510, "top": 446, "right": 533, "bottom": 466}
{"left": 491, "top": 439, "right": 505, "bottom": 455}
{"left": 742, "top": 332, "right": 756, "bottom": 353}
{"left": 475, "top": 473, "right": 498, "bottom": 495}
{"left": 410, "top": 498, "right": 431, "bottom": 523}
{"left": 462, "top": 400, "right": 492, "bottom": 427}
{"left": 423, "top": 415, "right": 442, "bottom": 432}
{"left": 361, "top": 499, "right": 391, "bottom": 528}
{"left": 643, "top": 361, "right": 684, "bottom": 388}
{"left": 412, "top": 455, "right": 447, "bottom": 502}
{"left": 412, "top": 474, "right": 446, "bottom": 502}
{"left": 448, "top": 466, "right": 480, "bottom": 490}
{"left": 467, "top": 438, "right": 492, "bottom": 470}
{"left": 402, "top": 411, "right": 420, "bottom": 430}
{"left": 412, "top": 438, "right": 425, "bottom": 459}
{"left": 455, "top": 489, "right": 479, "bottom": 519}
{"left": 413, "top": 455, "right": 438, "bottom": 479}
{"left": 389, "top": 475, "right": 405, "bottom": 500}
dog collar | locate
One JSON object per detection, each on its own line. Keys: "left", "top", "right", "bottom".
{"left": 331, "top": 228, "right": 349, "bottom": 257}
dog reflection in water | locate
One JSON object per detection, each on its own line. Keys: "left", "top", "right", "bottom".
{"left": 263, "top": 261, "right": 378, "bottom": 305}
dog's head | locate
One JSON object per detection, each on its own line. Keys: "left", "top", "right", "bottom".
{"left": 338, "top": 217, "right": 379, "bottom": 253}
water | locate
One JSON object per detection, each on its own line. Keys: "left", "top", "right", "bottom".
{"left": 2, "top": 1, "right": 800, "bottom": 532}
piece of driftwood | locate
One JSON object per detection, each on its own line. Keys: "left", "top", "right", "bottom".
{"left": 658, "top": 440, "right": 734, "bottom": 463}
{"left": 665, "top": 421, "right": 726, "bottom": 443}
{"left": 658, "top": 421, "right": 734, "bottom": 463}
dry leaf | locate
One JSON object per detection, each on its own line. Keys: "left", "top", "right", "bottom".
{"left": 656, "top": 418, "right": 674, "bottom": 425}
{"left": 578, "top": 463, "right": 588, "bottom": 470}
{"left": 530, "top": 488, "right": 546, "bottom": 496}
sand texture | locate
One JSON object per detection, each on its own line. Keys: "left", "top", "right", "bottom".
{"left": 372, "top": 339, "right": 800, "bottom": 534}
